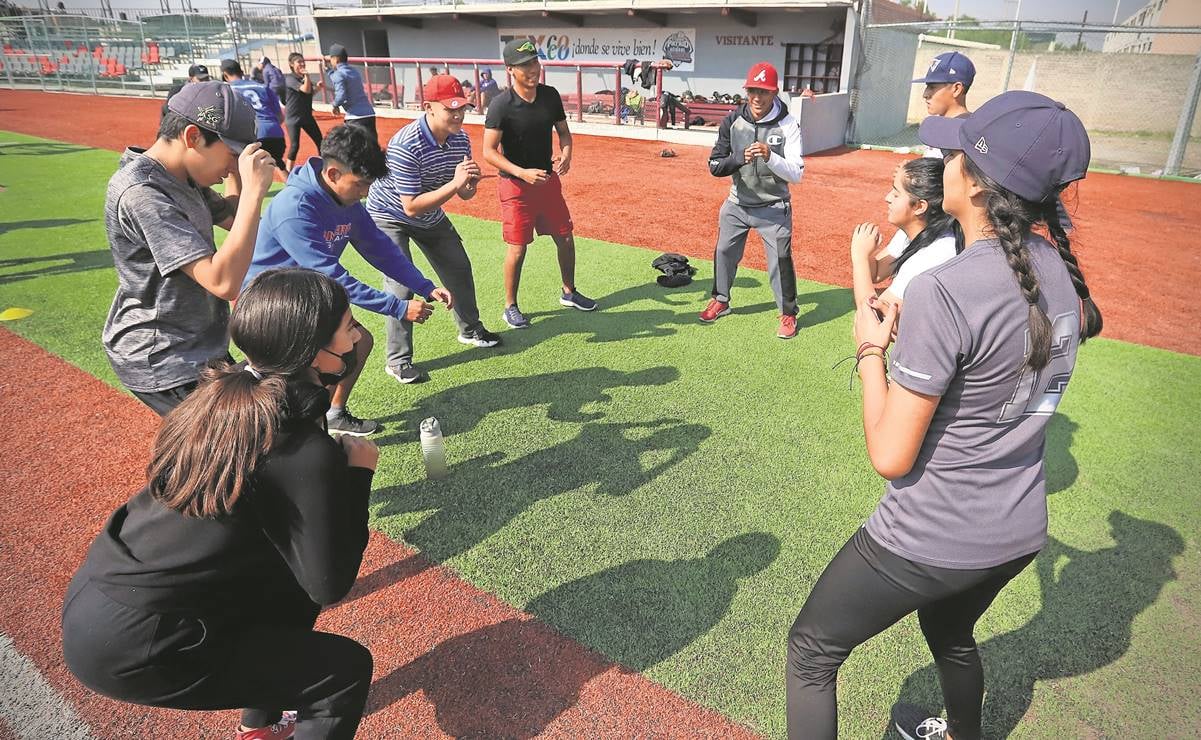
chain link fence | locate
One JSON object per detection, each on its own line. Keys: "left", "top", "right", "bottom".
{"left": 0, "top": 3, "right": 317, "bottom": 99}
{"left": 849, "top": 20, "right": 1201, "bottom": 177}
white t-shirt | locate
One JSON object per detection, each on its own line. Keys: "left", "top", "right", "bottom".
{"left": 885, "top": 231, "right": 958, "bottom": 299}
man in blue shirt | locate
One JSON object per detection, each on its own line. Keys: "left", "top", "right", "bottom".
{"left": 221, "top": 58, "right": 286, "bottom": 170}
{"left": 367, "top": 74, "right": 500, "bottom": 384}
{"left": 324, "top": 43, "right": 377, "bottom": 142}
{"left": 247, "top": 125, "right": 454, "bottom": 435}
{"left": 260, "top": 55, "right": 286, "bottom": 101}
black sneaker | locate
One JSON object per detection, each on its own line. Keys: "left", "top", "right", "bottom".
{"left": 891, "top": 703, "right": 948, "bottom": 740}
{"left": 385, "top": 362, "right": 427, "bottom": 384}
{"left": 457, "top": 326, "right": 502, "bottom": 348}
{"left": 560, "top": 290, "right": 597, "bottom": 311}
{"left": 326, "top": 408, "right": 380, "bottom": 437}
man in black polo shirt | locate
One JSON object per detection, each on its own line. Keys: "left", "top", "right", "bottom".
{"left": 160, "top": 64, "right": 210, "bottom": 117}
{"left": 283, "top": 52, "right": 324, "bottom": 172}
{"left": 482, "top": 39, "right": 596, "bottom": 330}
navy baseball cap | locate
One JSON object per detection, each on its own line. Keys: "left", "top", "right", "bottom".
{"left": 166, "top": 80, "right": 257, "bottom": 154}
{"left": 326, "top": 43, "right": 347, "bottom": 58}
{"left": 913, "top": 51, "right": 975, "bottom": 87}
{"left": 187, "top": 63, "right": 209, "bottom": 80}
{"left": 919, "top": 90, "right": 1091, "bottom": 203}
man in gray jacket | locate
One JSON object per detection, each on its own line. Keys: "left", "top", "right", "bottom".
{"left": 701, "top": 62, "right": 804, "bottom": 339}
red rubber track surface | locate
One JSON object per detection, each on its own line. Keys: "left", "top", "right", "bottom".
{"left": 0, "top": 326, "right": 758, "bottom": 737}
{"left": 0, "top": 89, "right": 1196, "bottom": 354}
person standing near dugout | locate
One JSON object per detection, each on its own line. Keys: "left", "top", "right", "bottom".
{"left": 786, "top": 91, "right": 1102, "bottom": 740}
{"left": 324, "top": 43, "right": 378, "bottom": 142}
{"left": 701, "top": 62, "right": 805, "bottom": 339}
{"left": 483, "top": 38, "right": 596, "bottom": 330}
{"left": 368, "top": 74, "right": 502, "bottom": 385}
{"left": 282, "top": 51, "right": 324, "bottom": 172}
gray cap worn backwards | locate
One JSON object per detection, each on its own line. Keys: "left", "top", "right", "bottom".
{"left": 166, "top": 80, "right": 256, "bottom": 154}
{"left": 918, "top": 89, "right": 1090, "bottom": 203}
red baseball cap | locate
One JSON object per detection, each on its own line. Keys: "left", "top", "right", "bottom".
{"left": 744, "top": 62, "right": 778, "bottom": 91}
{"left": 423, "top": 74, "right": 471, "bottom": 109}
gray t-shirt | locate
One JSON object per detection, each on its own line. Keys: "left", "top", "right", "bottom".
{"left": 865, "top": 236, "right": 1081, "bottom": 569}
{"left": 102, "top": 149, "right": 235, "bottom": 393}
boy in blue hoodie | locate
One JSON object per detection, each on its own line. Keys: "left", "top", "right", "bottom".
{"left": 247, "top": 124, "right": 453, "bottom": 436}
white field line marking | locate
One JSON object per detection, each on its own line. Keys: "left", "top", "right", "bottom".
{"left": 0, "top": 634, "right": 93, "bottom": 740}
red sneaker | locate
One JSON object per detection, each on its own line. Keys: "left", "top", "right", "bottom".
{"left": 777, "top": 314, "right": 798, "bottom": 339}
{"left": 699, "top": 299, "right": 732, "bottom": 323}
{"left": 236, "top": 712, "right": 296, "bottom": 740}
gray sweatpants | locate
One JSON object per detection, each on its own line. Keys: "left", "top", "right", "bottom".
{"left": 712, "top": 199, "right": 798, "bottom": 316}
{"left": 372, "top": 215, "right": 484, "bottom": 367}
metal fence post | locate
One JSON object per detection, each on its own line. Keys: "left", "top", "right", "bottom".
{"left": 1001, "top": 20, "right": 1020, "bottom": 92}
{"left": 138, "top": 19, "right": 157, "bottom": 98}
{"left": 182, "top": 9, "right": 193, "bottom": 63}
{"left": 390, "top": 62, "right": 399, "bottom": 109}
{"left": 84, "top": 24, "right": 97, "bottom": 94}
{"left": 575, "top": 65, "right": 582, "bottom": 122}
{"left": 613, "top": 66, "right": 620, "bottom": 125}
{"left": 655, "top": 65, "right": 664, "bottom": 129}
{"left": 1166, "top": 46, "right": 1201, "bottom": 176}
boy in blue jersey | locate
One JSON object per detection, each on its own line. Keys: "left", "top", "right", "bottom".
{"left": 246, "top": 125, "right": 454, "bottom": 435}
{"left": 324, "top": 43, "right": 377, "bottom": 142}
{"left": 367, "top": 74, "right": 499, "bottom": 385}
{"left": 221, "top": 58, "right": 286, "bottom": 170}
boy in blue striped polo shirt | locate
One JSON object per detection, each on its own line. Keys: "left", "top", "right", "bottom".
{"left": 367, "top": 74, "right": 501, "bottom": 384}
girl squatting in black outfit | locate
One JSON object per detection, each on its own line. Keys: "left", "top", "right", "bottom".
{"left": 62, "top": 268, "right": 379, "bottom": 740}
{"left": 786, "top": 91, "right": 1102, "bottom": 740}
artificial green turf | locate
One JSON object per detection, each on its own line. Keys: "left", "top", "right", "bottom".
{"left": 2, "top": 130, "right": 1199, "bottom": 737}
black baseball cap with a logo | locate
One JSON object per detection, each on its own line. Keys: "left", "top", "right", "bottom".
{"left": 187, "top": 63, "right": 209, "bottom": 80}
{"left": 166, "top": 80, "right": 256, "bottom": 154}
{"left": 918, "top": 90, "right": 1090, "bottom": 203}
{"left": 503, "top": 38, "right": 539, "bottom": 66}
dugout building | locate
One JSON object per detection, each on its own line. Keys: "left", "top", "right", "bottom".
{"left": 311, "top": 0, "right": 862, "bottom": 152}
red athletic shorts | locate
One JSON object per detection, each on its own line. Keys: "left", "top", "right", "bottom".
{"left": 498, "top": 172, "right": 573, "bottom": 246}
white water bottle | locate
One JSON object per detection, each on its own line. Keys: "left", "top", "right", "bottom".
{"left": 419, "top": 417, "right": 448, "bottom": 479}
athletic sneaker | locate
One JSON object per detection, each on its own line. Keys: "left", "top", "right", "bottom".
{"left": 699, "top": 298, "right": 732, "bottom": 323}
{"left": 891, "top": 703, "right": 949, "bottom": 740}
{"left": 385, "top": 362, "right": 427, "bottom": 384}
{"left": 560, "top": 290, "right": 597, "bottom": 311}
{"left": 458, "top": 326, "right": 503, "bottom": 348}
{"left": 502, "top": 304, "right": 530, "bottom": 329}
{"left": 325, "top": 408, "right": 381, "bottom": 436}
{"left": 236, "top": 711, "right": 297, "bottom": 740}
{"left": 778, "top": 314, "right": 798, "bottom": 339}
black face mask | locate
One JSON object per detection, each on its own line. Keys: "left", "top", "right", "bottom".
{"left": 316, "top": 347, "right": 357, "bottom": 387}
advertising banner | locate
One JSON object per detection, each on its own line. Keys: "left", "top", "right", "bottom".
{"left": 499, "top": 28, "right": 697, "bottom": 71}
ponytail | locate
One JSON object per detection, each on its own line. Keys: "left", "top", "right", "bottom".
{"left": 1042, "top": 197, "right": 1103, "bottom": 341}
{"left": 964, "top": 157, "right": 1053, "bottom": 370}
{"left": 892, "top": 158, "right": 965, "bottom": 276}
{"left": 146, "top": 361, "right": 288, "bottom": 518}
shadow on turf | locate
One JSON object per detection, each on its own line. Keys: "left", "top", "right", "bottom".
{"left": 371, "top": 415, "right": 710, "bottom": 564}
{"left": 369, "top": 365, "right": 680, "bottom": 448}
{"left": 0, "top": 141, "right": 89, "bottom": 156}
{"left": 365, "top": 532, "right": 779, "bottom": 735}
{"left": 888, "top": 510, "right": 1184, "bottom": 738}
{"left": 0, "top": 247, "right": 111, "bottom": 284}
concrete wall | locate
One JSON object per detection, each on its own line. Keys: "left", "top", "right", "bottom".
{"left": 906, "top": 43, "right": 1201, "bottom": 135}
{"left": 796, "top": 92, "right": 850, "bottom": 153}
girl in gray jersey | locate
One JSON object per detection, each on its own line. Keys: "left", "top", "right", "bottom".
{"left": 786, "top": 91, "right": 1103, "bottom": 740}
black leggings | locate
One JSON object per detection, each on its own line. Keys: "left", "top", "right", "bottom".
{"left": 286, "top": 116, "right": 323, "bottom": 162}
{"left": 786, "top": 528, "right": 1035, "bottom": 740}
{"left": 62, "top": 579, "right": 371, "bottom": 739}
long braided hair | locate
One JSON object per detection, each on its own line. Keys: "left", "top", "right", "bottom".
{"left": 963, "top": 156, "right": 1102, "bottom": 370}
{"left": 891, "top": 157, "right": 965, "bottom": 276}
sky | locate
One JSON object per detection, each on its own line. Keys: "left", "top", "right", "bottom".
{"left": 921, "top": 0, "right": 1152, "bottom": 25}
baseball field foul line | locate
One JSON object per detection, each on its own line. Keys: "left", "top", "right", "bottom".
{"left": 0, "top": 634, "right": 94, "bottom": 740}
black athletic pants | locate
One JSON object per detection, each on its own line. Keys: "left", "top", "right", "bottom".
{"left": 345, "top": 116, "right": 377, "bottom": 143}
{"left": 286, "top": 115, "right": 323, "bottom": 162}
{"left": 62, "top": 579, "right": 372, "bottom": 739}
{"left": 786, "top": 527, "right": 1036, "bottom": 740}
{"left": 131, "top": 381, "right": 198, "bottom": 416}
